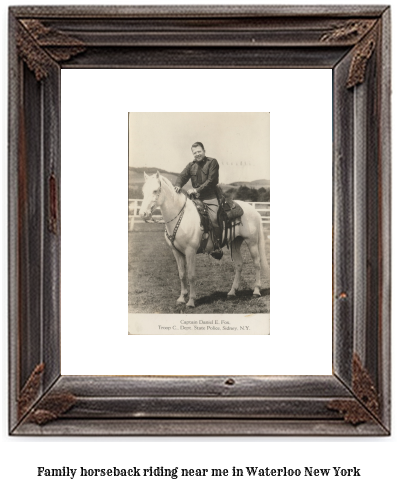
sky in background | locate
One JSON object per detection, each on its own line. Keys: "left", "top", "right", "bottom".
{"left": 129, "top": 112, "right": 270, "bottom": 183}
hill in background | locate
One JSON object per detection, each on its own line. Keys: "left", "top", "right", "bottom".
{"left": 225, "top": 178, "right": 270, "bottom": 189}
{"left": 129, "top": 167, "right": 270, "bottom": 200}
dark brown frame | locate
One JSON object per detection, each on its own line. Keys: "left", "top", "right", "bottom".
{"left": 9, "top": 5, "right": 391, "bottom": 436}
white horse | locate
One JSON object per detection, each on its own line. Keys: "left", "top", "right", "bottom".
{"left": 140, "top": 171, "right": 269, "bottom": 308}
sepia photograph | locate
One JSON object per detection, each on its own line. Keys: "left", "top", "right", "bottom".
{"left": 128, "top": 112, "right": 270, "bottom": 334}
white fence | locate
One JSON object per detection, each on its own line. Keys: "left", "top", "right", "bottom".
{"left": 129, "top": 199, "right": 270, "bottom": 230}
{"left": 247, "top": 202, "right": 270, "bottom": 224}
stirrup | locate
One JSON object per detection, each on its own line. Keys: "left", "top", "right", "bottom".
{"left": 210, "top": 248, "right": 223, "bottom": 260}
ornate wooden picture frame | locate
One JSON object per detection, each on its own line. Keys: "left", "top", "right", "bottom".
{"left": 9, "top": 5, "right": 391, "bottom": 435}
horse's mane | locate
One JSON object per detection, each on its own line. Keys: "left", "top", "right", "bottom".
{"left": 159, "top": 174, "right": 180, "bottom": 204}
{"left": 159, "top": 174, "right": 175, "bottom": 193}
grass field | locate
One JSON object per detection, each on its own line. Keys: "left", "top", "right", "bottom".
{"left": 128, "top": 222, "right": 270, "bottom": 314}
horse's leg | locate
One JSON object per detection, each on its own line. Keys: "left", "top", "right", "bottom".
{"left": 246, "top": 236, "right": 262, "bottom": 297}
{"left": 185, "top": 249, "right": 197, "bottom": 308}
{"left": 227, "top": 236, "right": 244, "bottom": 297}
{"left": 171, "top": 248, "right": 188, "bottom": 304}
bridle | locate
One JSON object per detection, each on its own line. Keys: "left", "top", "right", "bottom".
{"left": 143, "top": 180, "right": 187, "bottom": 226}
{"left": 143, "top": 183, "right": 163, "bottom": 223}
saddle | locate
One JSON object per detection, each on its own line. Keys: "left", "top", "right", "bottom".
{"left": 191, "top": 194, "right": 244, "bottom": 256}
{"left": 218, "top": 197, "right": 244, "bottom": 251}
{"left": 221, "top": 196, "right": 244, "bottom": 222}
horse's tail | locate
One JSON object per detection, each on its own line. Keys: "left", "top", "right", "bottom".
{"left": 257, "top": 212, "right": 270, "bottom": 280}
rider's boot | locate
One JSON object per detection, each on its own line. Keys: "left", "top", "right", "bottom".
{"left": 210, "top": 226, "right": 223, "bottom": 260}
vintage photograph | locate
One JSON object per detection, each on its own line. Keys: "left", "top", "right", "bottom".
{"left": 128, "top": 113, "right": 270, "bottom": 334}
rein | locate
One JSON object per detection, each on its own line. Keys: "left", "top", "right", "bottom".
{"left": 164, "top": 196, "right": 187, "bottom": 255}
{"left": 164, "top": 194, "right": 187, "bottom": 224}
{"left": 143, "top": 180, "right": 187, "bottom": 255}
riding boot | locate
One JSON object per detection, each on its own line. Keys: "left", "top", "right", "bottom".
{"left": 210, "top": 225, "right": 223, "bottom": 260}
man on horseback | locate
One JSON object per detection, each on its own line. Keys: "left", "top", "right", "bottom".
{"left": 174, "top": 142, "right": 223, "bottom": 259}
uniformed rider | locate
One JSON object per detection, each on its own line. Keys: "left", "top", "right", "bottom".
{"left": 174, "top": 142, "right": 223, "bottom": 258}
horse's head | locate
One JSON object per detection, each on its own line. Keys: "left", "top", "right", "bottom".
{"left": 140, "top": 171, "right": 162, "bottom": 220}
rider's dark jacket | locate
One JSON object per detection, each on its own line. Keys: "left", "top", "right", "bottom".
{"left": 174, "top": 157, "right": 220, "bottom": 200}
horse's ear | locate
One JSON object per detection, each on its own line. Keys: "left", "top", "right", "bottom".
{"left": 144, "top": 172, "right": 149, "bottom": 181}
{"left": 156, "top": 170, "right": 160, "bottom": 180}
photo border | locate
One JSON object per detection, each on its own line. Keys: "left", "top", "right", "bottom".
{"left": 8, "top": 5, "right": 391, "bottom": 435}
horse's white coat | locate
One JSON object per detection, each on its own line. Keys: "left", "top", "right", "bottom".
{"left": 140, "top": 172, "right": 269, "bottom": 307}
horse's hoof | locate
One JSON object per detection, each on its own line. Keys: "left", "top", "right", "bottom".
{"left": 186, "top": 300, "right": 195, "bottom": 308}
{"left": 176, "top": 300, "right": 185, "bottom": 305}
{"left": 253, "top": 293, "right": 261, "bottom": 298}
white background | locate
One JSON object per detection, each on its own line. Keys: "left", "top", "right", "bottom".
{"left": 61, "top": 68, "right": 331, "bottom": 376}
{"left": 1, "top": 1, "right": 397, "bottom": 492}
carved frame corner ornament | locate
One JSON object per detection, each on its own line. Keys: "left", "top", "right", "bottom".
{"left": 320, "top": 19, "right": 376, "bottom": 43}
{"left": 320, "top": 18, "right": 379, "bottom": 89}
{"left": 16, "top": 19, "right": 85, "bottom": 81}
{"left": 17, "top": 363, "right": 45, "bottom": 419}
{"left": 27, "top": 393, "right": 77, "bottom": 425}
{"left": 9, "top": 6, "right": 390, "bottom": 436}
{"left": 17, "top": 364, "right": 76, "bottom": 425}
{"left": 328, "top": 354, "right": 380, "bottom": 425}
{"left": 346, "top": 27, "right": 379, "bottom": 88}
